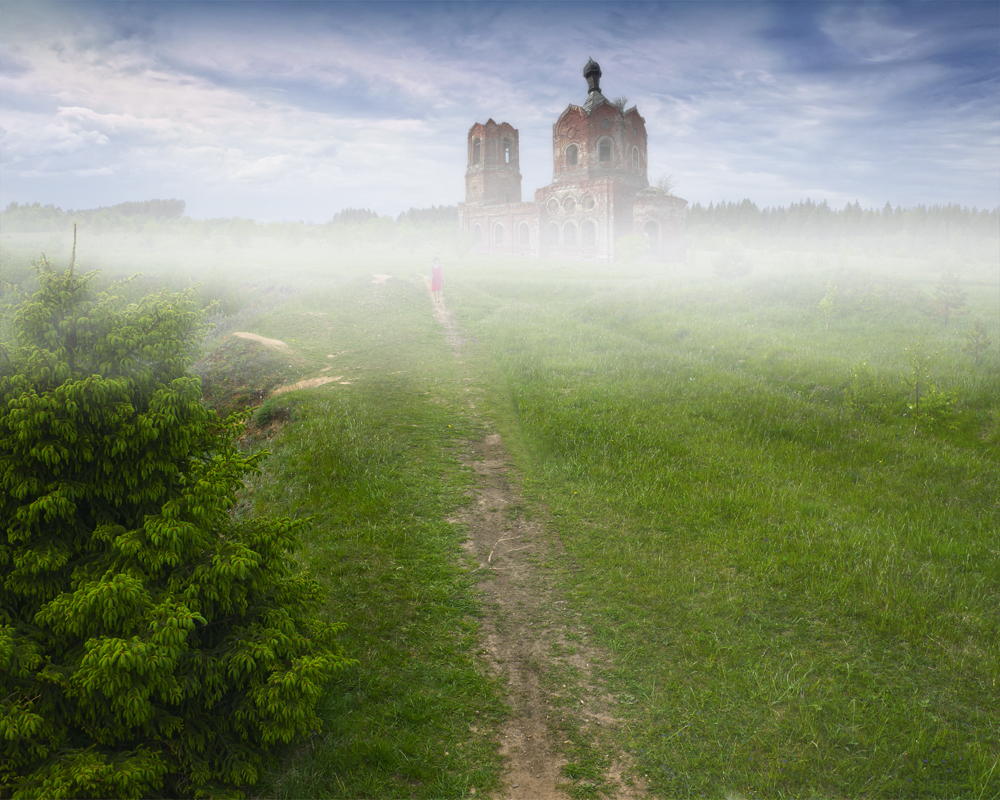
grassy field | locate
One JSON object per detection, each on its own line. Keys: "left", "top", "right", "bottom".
{"left": 447, "top": 244, "right": 1000, "bottom": 799}
{"left": 3, "top": 229, "right": 998, "bottom": 798}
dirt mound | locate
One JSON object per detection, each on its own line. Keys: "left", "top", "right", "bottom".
{"left": 232, "top": 332, "right": 290, "bottom": 351}
{"left": 270, "top": 376, "right": 345, "bottom": 396}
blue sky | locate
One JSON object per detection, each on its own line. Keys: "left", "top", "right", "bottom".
{"left": 1, "top": 1, "right": 997, "bottom": 221}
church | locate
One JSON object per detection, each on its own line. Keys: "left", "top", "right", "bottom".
{"left": 459, "top": 59, "right": 686, "bottom": 262}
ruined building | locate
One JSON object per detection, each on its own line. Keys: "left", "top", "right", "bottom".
{"left": 459, "top": 58, "right": 686, "bottom": 261}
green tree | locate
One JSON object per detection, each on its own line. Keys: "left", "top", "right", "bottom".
{"left": 962, "top": 319, "right": 993, "bottom": 365}
{"left": 931, "top": 268, "right": 968, "bottom": 326}
{"left": 817, "top": 281, "right": 837, "bottom": 331}
{"left": 1, "top": 254, "right": 352, "bottom": 799}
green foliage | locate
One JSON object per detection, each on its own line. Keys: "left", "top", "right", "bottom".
{"left": 962, "top": 318, "right": 992, "bottom": 364}
{"left": 843, "top": 359, "right": 884, "bottom": 418}
{"left": 0, "top": 259, "right": 352, "bottom": 798}
{"left": 817, "top": 281, "right": 837, "bottom": 330}
{"left": 251, "top": 397, "right": 292, "bottom": 429}
{"left": 930, "top": 268, "right": 968, "bottom": 326}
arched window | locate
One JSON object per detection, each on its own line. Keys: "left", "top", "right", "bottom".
{"left": 598, "top": 138, "right": 612, "bottom": 163}
{"left": 643, "top": 220, "right": 660, "bottom": 253}
{"left": 565, "top": 144, "right": 578, "bottom": 166}
{"left": 519, "top": 222, "right": 530, "bottom": 247}
{"left": 472, "top": 224, "right": 482, "bottom": 245}
{"left": 472, "top": 138, "right": 481, "bottom": 164}
{"left": 503, "top": 138, "right": 511, "bottom": 163}
{"left": 564, "top": 221, "right": 577, "bottom": 247}
{"left": 547, "top": 222, "right": 560, "bottom": 247}
{"left": 494, "top": 222, "right": 504, "bottom": 245}
{"left": 547, "top": 198, "right": 559, "bottom": 215}
{"left": 564, "top": 196, "right": 576, "bottom": 212}
{"left": 581, "top": 220, "right": 597, "bottom": 247}
{"left": 632, "top": 146, "right": 640, "bottom": 169}
{"left": 583, "top": 195, "right": 595, "bottom": 210}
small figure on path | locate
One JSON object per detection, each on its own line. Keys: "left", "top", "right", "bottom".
{"left": 430, "top": 256, "right": 443, "bottom": 302}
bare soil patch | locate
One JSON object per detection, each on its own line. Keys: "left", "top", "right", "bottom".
{"left": 232, "top": 331, "right": 290, "bottom": 351}
{"left": 269, "top": 376, "right": 344, "bottom": 396}
{"left": 423, "top": 274, "right": 467, "bottom": 355}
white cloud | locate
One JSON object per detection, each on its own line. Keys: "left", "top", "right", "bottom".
{"left": 0, "top": 1, "right": 996, "bottom": 219}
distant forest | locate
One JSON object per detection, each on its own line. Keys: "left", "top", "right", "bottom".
{"left": 2, "top": 197, "right": 997, "bottom": 239}
{"left": 688, "top": 198, "right": 999, "bottom": 238}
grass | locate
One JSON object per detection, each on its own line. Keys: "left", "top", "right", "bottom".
{"left": 4, "top": 227, "right": 997, "bottom": 798}
{"left": 217, "top": 266, "right": 508, "bottom": 799}
{"left": 447, "top": 246, "right": 1000, "bottom": 799}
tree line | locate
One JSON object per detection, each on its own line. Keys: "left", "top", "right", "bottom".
{"left": 3, "top": 197, "right": 997, "bottom": 240}
{"left": 688, "top": 198, "right": 998, "bottom": 238}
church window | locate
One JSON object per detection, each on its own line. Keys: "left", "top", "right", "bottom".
{"left": 547, "top": 198, "right": 559, "bottom": 215}
{"left": 564, "top": 221, "right": 577, "bottom": 247}
{"left": 565, "top": 144, "right": 578, "bottom": 166}
{"left": 583, "top": 195, "right": 595, "bottom": 210}
{"left": 599, "top": 139, "right": 612, "bottom": 162}
{"left": 601, "top": 118, "right": 610, "bottom": 129}
{"left": 473, "top": 138, "right": 481, "bottom": 164}
{"left": 472, "top": 224, "right": 482, "bottom": 244}
{"left": 581, "top": 220, "right": 597, "bottom": 247}
{"left": 503, "top": 139, "right": 511, "bottom": 163}
{"left": 632, "top": 146, "right": 640, "bottom": 169}
{"left": 564, "top": 196, "right": 576, "bottom": 212}
{"left": 494, "top": 222, "right": 504, "bottom": 245}
{"left": 519, "top": 222, "right": 530, "bottom": 246}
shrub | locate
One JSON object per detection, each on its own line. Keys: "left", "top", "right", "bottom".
{"left": 0, "top": 256, "right": 352, "bottom": 798}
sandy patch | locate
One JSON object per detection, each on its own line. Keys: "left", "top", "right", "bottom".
{"left": 372, "top": 274, "right": 392, "bottom": 284}
{"left": 232, "top": 332, "right": 290, "bottom": 351}
{"left": 270, "top": 376, "right": 339, "bottom": 396}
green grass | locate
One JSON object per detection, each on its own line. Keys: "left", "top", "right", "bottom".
{"left": 231, "top": 269, "right": 507, "bottom": 799}
{"left": 4, "top": 227, "right": 996, "bottom": 798}
{"left": 2, "top": 231, "right": 508, "bottom": 800}
{"left": 447, "top": 248, "right": 1000, "bottom": 799}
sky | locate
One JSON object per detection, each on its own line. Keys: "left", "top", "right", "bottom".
{"left": 1, "top": 0, "right": 998, "bottom": 222}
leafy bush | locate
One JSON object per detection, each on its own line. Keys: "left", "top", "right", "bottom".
{"left": 0, "top": 258, "right": 352, "bottom": 798}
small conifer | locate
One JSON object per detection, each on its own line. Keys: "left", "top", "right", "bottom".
{"left": 1, "top": 250, "right": 352, "bottom": 798}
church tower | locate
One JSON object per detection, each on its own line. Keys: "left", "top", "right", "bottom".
{"left": 550, "top": 58, "right": 649, "bottom": 190}
{"left": 465, "top": 119, "right": 522, "bottom": 205}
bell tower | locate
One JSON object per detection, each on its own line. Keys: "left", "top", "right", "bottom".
{"left": 465, "top": 119, "right": 522, "bottom": 205}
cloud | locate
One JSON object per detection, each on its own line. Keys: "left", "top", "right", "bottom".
{"left": 0, "top": 0, "right": 996, "bottom": 220}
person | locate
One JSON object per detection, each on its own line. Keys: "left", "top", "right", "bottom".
{"left": 430, "top": 257, "right": 443, "bottom": 302}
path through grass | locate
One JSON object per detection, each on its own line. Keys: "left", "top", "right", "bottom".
{"left": 447, "top": 249, "right": 999, "bottom": 799}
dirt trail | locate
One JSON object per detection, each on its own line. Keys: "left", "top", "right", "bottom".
{"left": 426, "top": 278, "right": 644, "bottom": 800}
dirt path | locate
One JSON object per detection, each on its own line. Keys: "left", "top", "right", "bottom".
{"left": 426, "top": 278, "right": 645, "bottom": 800}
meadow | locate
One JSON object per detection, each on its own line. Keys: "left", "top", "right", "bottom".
{"left": 2, "top": 226, "right": 997, "bottom": 798}
{"left": 447, "top": 242, "right": 999, "bottom": 799}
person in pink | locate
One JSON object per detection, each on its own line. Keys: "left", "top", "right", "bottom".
{"left": 430, "top": 257, "right": 443, "bottom": 302}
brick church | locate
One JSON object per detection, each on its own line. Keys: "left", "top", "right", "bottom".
{"left": 459, "top": 58, "right": 686, "bottom": 262}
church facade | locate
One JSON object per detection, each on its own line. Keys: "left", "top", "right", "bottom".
{"left": 459, "top": 59, "right": 686, "bottom": 262}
